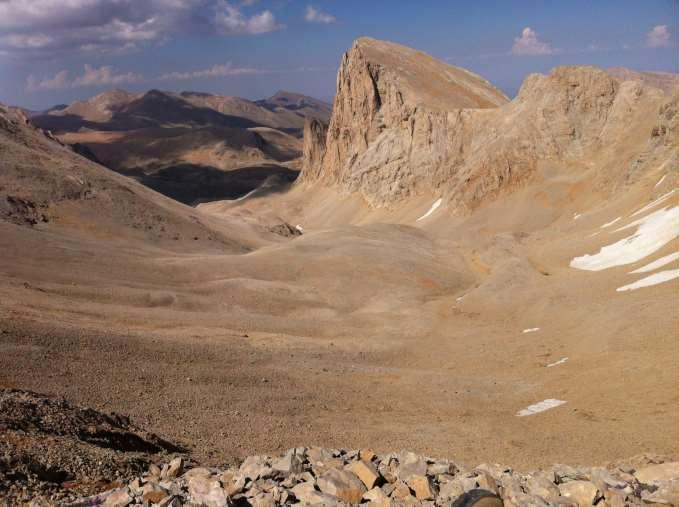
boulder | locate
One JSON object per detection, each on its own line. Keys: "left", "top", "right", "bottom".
{"left": 558, "top": 480, "right": 600, "bottom": 506}
{"left": 291, "top": 481, "right": 337, "bottom": 505}
{"left": 163, "top": 457, "right": 183, "bottom": 479}
{"left": 346, "top": 459, "right": 380, "bottom": 489}
{"left": 396, "top": 452, "right": 428, "bottom": 481}
{"left": 640, "top": 478, "right": 679, "bottom": 504}
{"left": 272, "top": 449, "right": 303, "bottom": 475}
{"left": 102, "top": 488, "right": 133, "bottom": 507}
{"left": 187, "top": 474, "right": 229, "bottom": 507}
{"left": 317, "top": 467, "right": 367, "bottom": 503}
{"left": 239, "top": 456, "right": 273, "bottom": 481}
{"left": 406, "top": 474, "right": 436, "bottom": 500}
{"left": 635, "top": 462, "right": 679, "bottom": 484}
{"left": 363, "top": 486, "right": 391, "bottom": 506}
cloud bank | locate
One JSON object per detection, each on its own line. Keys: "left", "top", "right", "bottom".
{"left": 0, "top": 0, "right": 284, "bottom": 59}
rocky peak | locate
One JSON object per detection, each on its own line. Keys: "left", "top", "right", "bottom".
{"left": 301, "top": 38, "right": 677, "bottom": 210}
{"left": 300, "top": 37, "right": 508, "bottom": 196}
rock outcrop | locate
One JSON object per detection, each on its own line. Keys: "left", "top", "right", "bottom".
{"left": 301, "top": 38, "right": 678, "bottom": 210}
{"left": 56, "top": 448, "right": 679, "bottom": 507}
{"left": 301, "top": 117, "right": 327, "bottom": 180}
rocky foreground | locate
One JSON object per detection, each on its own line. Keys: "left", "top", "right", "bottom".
{"left": 2, "top": 389, "right": 678, "bottom": 505}
{"left": 35, "top": 450, "right": 679, "bottom": 506}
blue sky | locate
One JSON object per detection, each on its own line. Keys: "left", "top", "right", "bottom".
{"left": 1, "top": 0, "right": 677, "bottom": 110}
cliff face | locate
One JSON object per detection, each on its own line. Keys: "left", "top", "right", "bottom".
{"left": 301, "top": 117, "right": 327, "bottom": 180}
{"left": 301, "top": 38, "right": 677, "bottom": 210}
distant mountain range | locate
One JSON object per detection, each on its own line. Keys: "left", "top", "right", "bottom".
{"left": 28, "top": 89, "right": 332, "bottom": 205}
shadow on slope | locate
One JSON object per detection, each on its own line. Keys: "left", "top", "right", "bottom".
{"left": 123, "top": 164, "right": 299, "bottom": 206}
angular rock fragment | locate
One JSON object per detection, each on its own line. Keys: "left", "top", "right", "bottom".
{"left": 346, "top": 459, "right": 380, "bottom": 489}
{"left": 317, "top": 467, "right": 367, "bottom": 503}
{"left": 558, "top": 480, "right": 600, "bottom": 506}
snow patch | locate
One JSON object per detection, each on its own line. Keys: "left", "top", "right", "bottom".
{"left": 416, "top": 198, "right": 442, "bottom": 221}
{"left": 631, "top": 252, "right": 679, "bottom": 273}
{"left": 546, "top": 357, "right": 568, "bottom": 368}
{"left": 233, "top": 188, "right": 258, "bottom": 202}
{"left": 616, "top": 269, "right": 679, "bottom": 292}
{"left": 523, "top": 327, "right": 540, "bottom": 334}
{"left": 631, "top": 189, "right": 676, "bottom": 217}
{"left": 655, "top": 174, "right": 667, "bottom": 188}
{"left": 570, "top": 205, "right": 679, "bottom": 271}
{"left": 600, "top": 217, "right": 621, "bottom": 229}
{"left": 295, "top": 224, "right": 304, "bottom": 234}
{"left": 517, "top": 399, "right": 567, "bottom": 417}
{"left": 573, "top": 212, "right": 581, "bottom": 220}
{"left": 456, "top": 294, "right": 466, "bottom": 302}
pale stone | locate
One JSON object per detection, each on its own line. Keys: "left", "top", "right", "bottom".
{"left": 239, "top": 456, "right": 273, "bottom": 481}
{"left": 317, "top": 467, "right": 367, "bottom": 504}
{"left": 395, "top": 451, "right": 428, "bottom": 481}
{"left": 363, "top": 486, "right": 391, "bottom": 506}
{"left": 272, "top": 449, "right": 303, "bottom": 475}
{"left": 525, "top": 474, "right": 560, "bottom": 500}
{"left": 164, "top": 457, "right": 183, "bottom": 479}
{"left": 558, "top": 480, "right": 600, "bottom": 506}
{"left": 635, "top": 462, "right": 679, "bottom": 484}
{"left": 187, "top": 475, "right": 229, "bottom": 507}
{"left": 291, "top": 482, "right": 337, "bottom": 505}
{"left": 346, "top": 459, "right": 380, "bottom": 489}
{"left": 405, "top": 474, "right": 436, "bottom": 500}
{"left": 102, "top": 488, "right": 133, "bottom": 507}
{"left": 641, "top": 478, "right": 679, "bottom": 505}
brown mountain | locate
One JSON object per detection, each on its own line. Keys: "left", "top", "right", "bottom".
{"left": 30, "top": 88, "right": 329, "bottom": 204}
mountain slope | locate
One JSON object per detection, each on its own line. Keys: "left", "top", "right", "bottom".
{"left": 0, "top": 102, "right": 256, "bottom": 251}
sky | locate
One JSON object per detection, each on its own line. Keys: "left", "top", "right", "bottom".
{"left": 0, "top": 0, "right": 677, "bottom": 110}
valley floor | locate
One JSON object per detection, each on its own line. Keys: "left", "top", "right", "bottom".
{"left": 2, "top": 181, "right": 678, "bottom": 472}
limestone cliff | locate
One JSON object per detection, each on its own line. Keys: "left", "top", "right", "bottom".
{"left": 301, "top": 38, "right": 678, "bottom": 210}
{"left": 302, "top": 117, "right": 327, "bottom": 180}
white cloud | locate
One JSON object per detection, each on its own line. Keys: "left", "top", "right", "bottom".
{"left": 646, "top": 24, "right": 671, "bottom": 48}
{"left": 0, "top": 0, "right": 205, "bottom": 58}
{"left": 26, "top": 64, "right": 142, "bottom": 92}
{"left": 512, "top": 27, "right": 554, "bottom": 56}
{"left": 214, "top": 1, "right": 283, "bottom": 35}
{"left": 158, "top": 62, "right": 270, "bottom": 80}
{"left": 305, "top": 5, "right": 336, "bottom": 24}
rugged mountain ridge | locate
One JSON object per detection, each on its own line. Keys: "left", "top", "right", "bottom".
{"left": 301, "top": 37, "right": 678, "bottom": 210}
{"left": 33, "top": 89, "right": 331, "bottom": 135}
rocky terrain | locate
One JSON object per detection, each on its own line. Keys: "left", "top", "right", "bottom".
{"left": 5, "top": 390, "right": 678, "bottom": 505}
{"left": 68, "top": 450, "right": 679, "bottom": 506}
{"left": 2, "top": 36, "right": 678, "bottom": 506}
{"left": 301, "top": 38, "right": 677, "bottom": 209}
{"left": 0, "top": 389, "right": 185, "bottom": 504}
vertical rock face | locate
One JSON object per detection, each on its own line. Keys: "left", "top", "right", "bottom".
{"left": 302, "top": 37, "right": 509, "bottom": 206}
{"left": 301, "top": 117, "right": 327, "bottom": 181}
{"left": 301, "top": 37, "right": 678, "bottom": 210}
